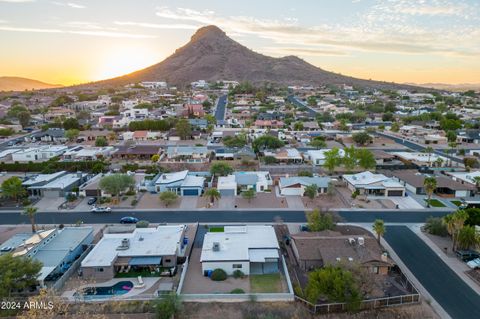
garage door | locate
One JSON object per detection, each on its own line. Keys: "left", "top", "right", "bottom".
{"left": 387, "top": 190, "right": 404, "bottom": 197}
{"left": 85, "top": 189, "right": 101, "bottom": 197}
{"left": 182, "top": 189, "right": 199, "bottom": 196}
{"left": 219, "top": 189, "right": 235, "bottom": 196}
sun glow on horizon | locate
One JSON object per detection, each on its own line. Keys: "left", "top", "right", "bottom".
{"left": 94, "top": 46, "right": 160, "bottom": 81}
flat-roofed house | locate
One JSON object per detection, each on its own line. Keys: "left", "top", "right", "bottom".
{"left": 154, "top": 170, "right": 205, "bottom": 196}
{"left": 200, "top": 225, "right": 280, "bottom": 275}
{"left": 279, "top": 176, "right": 331, "bottom": 196}
{"left": 342, "top": 171, "right": 405, "bottom": 197}
{"left": 81, "top": 225, "right": 186, "bottom": 280}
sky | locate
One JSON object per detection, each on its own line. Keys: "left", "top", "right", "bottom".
{"left": 0, "top": 0, "right": 479, "bottom": 86}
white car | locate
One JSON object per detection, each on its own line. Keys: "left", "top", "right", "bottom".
{"left": 467, "top": 258, "right": 480, "bottom": 269}
{"left": 91, "top": 206, "right": 112, "bottom": 213}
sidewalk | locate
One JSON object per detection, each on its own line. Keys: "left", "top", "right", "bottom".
{"left": 409, "top": 224, "right": 480, "bottom": 296}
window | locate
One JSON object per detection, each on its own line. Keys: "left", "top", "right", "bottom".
{"left": 165, "top": 259, "right": 171, "bottom": 263}
{"left": 373, "top": 266, "right": 379, "bottom": 274}
{"left": 96, "top": 268, "right": 104, "bottom": 272}
{"left": 233, "top": 264, "right": 242, "bottom": 269}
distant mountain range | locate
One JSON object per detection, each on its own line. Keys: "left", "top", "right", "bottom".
{"left": 0, "top": 76, "right": 62, "bottom": 92}
{"left": 90, "top": 25, "right": 424, "bottom": 91}
{"left": 405, "top": 82, "right": 480, "bottom": 92}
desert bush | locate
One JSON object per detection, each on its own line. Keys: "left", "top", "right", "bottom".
{"left": 425, "top": 217, "right": 448, "bottom": 237}
{"left": 230, "top": 288, "right": 245, "bottom": 294}
{"left": 233, "top": 270, "right": 245, "bottom": 279}
{"left": 211, "top": 268, "right": 227, "bottom": 281}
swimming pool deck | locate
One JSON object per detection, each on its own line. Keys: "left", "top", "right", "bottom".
{"left": 62, "top": 277, "right": 161, "bottom": 301}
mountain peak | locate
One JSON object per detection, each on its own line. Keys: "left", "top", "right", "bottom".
{"left": 190, "top": 25, "right": 226, "bottom": 42}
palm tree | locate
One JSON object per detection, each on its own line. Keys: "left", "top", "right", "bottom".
{"left": 424, "top": 176, "right": 437, "bottom": 207}
{"left": 473, "top": 176, "right": 480, "bottom": 191}
{"left": 424, "top": 146, "right": 434, "bottom": 167}
{"left": 443, "top": 210, "right": 468, "bottom": 251}
{"left": 22, "top": 206, "right": 38, "bottom": 233}
{"left": 372, "top": 219, "right": 385, "bottom": 244}
{"left": 204, "top": 188, "right": 221, "bottom": 205}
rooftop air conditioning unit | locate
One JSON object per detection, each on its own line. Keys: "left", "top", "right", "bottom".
{"left": 212, "top": 242, "right": 220, "bottom": 252}
{"left": 116, "top": 238, "right": 130, "bottom": 250}
{"left": 357, "top": 237, "right": 365, "bottom": 246}
{"left": 348, "top": 238, "right": 355, "bottom": 245}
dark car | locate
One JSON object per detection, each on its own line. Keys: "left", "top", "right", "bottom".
{"left": 120, "top": 216, "right": 139, "bottom": 224}
{"left": 456, "top": 250, "right": 480, "bottom": 262}
{"left": 87, "top": 197, "right": 97, "bottom": 205}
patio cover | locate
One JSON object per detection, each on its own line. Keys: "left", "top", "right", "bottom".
{"left": 128, "top": 256, "right": 162, "bottom": 266}
{"left": 249, "top": 249, "right": 279, "bottom": 262}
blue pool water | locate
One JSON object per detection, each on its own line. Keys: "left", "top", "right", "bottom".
{"left": 77, "top": 281, "right": 134, "bottom": 299}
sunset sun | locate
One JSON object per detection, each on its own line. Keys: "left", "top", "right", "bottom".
{"left": 95, "top": 47, "right": 159, "bottom": 80}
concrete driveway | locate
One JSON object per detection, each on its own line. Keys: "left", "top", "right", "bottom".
{"left": 180, "top": 197, "right": 198, "bottom": 209}
{"left": 285, "top": 196, "right": 305, "bottom": 210}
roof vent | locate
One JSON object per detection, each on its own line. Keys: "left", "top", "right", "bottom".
{"left": 381, "top": 252, "right": 388, "bottom": 262}
{"left": 348, "top": 257, "right": 354, "bottom": 262}
{"left": 348, "top": 238, "right": 355, "bottom": 245}
{"left": 116, "top": 238, "right": 130, "bottom": 250}
{"left": 212, "top": 242, "right": 220, "bottom": 252}
{"left": 336, "top": 257, "right": 341, "bottom": 262}
{"left": 139, "top": 236, "right": 144, "bottom": 241}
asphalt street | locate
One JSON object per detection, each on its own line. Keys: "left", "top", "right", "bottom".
{"left": 376, "top": 131, "right": 463, "bottom": 164}
{"left": 0, "top": 209, "right": 452, "bottom": 225}
{"left": 214, "top": 94, "right": 227, "bottom": 121}
{"left": 384, "top": 226, "right": 480, "bottom": 319}
{"left": 287, "top": 95, "right": 317, "bottom": 117}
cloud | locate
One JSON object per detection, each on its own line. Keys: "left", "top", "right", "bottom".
{"left": 114, "top": 21, "right": 199, "bottom": 30}
{"left": 152, "top": 5, "right": 480, "bottom": 58}
{"left": 0, "top": 24, "right": 155, "bottom": 38}
{"left": 372, "top": 0, "right": 469, "bottom": 17}
{"left": 263, "top": 47, "right": 349, "bottom": 57}
{"left": 51, "top": 1, "right": 85, "bottom": 9}
{"left": 0, "top": 0, "right": 34, "bottom": 2}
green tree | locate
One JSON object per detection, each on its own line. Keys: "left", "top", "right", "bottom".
{"left": 223, "top": 134, "right": 247, "bottom": 148}
{"left": 252, "top": 135, "right": 284, "bottom": 152}
{"left": 323, "top": 147, "right": 342, "bottom": 174}
{"left": 424, "top": 176, "right": 437, "bottom": 207}
{"left": 159, "top": 191, "right": 179, "bottom": 207}
{"left": 17, "top": 111, "right": 31, "bottom": 128}
{"left": 99, "top": 174, "right": 135, "bottom": 202}
{"left": 242, "top": 188, "right": 256, "bottom": 203}
{"left": 298, "top": 171, "right": 313, "bottom": 177}
{"left": 446, "top": 131, "right": 457, "bottom": 143}
{"left": 92, "top": 162, "right": 106, "bottom": 174}
{"left": 154, "top": 292, "right": 182, "bottom": 319}
{"left": 204, "top": 188, "right": 221, "bottom": 204}
{"left": 372, "top": 219, "right": 385, "bottom": 244}
{"left": 305, "top": 266, "right": 361, "bottom": 311}
{"left": 1, "top": 176, "right": 26, "bottom": 202}
{"left": 62, "top": 117, "right": 80, "bottom": 130}
{"left": 457, "top": 225, "right": 479, "bottom": 250}
{"left": 293, "top": 122, "right": 304, "bottom": 131}
{"left": 22, "top": 206, "right": 38, "bottom": 233}
{"left": 342, "top": 146, "right": 357, "bottom": 171}
{"left": 0, "top": 254, "right": 42, "bottom": 298}
{"left": 306, "top": 209, "right": 335, "bottom": 231}
{"left": 352, "top": 132, "right": 373, "bottom": 146}
{"left": 151, "top": 154, "right": 160, "bottom": 163}
{"left": 444, "top": 210, "right": 469, "bottom": 251}
{"left": 390, "top": 122, "right": 400, "bottom": 132}
{"left": 309, "top": 137, "right": 327, "bottom": 149}
{"left": 65, "top": 129, "right": 80, "bottom": 142}
{"left": 175, "top": 118, "right": 192, "bottom": 140}
{"left": 210, "top": 162, "right": 234, "bottom": 177}
{"left": 304, "top": 184, "right": 318, "bottom": 202}
{"left": 95, "top": 136, "right": 108, "bottom": 147}
{"left": 307, "top": 96, "right": 317, "bottom": 106}
{"left": 356, "top": 148, "right": 376, "bottom": 170}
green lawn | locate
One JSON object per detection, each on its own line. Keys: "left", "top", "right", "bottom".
{"left": 209, "top": 226, "right": 225, "bottom": 232}
{"left": 451, "top": 200, "right": 462, "bottom": 207}
{"left": 249, "top": 273, "right": 282, "bottom": 293}
{"left": 425, "top": 199, "right": 446, "bottom": 207}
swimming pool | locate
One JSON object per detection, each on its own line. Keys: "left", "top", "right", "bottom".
{"left": 77, "top": 281, "right": 134, "bottom": 299}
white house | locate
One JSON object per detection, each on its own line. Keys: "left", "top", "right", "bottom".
{"left": 342, "top": 171, "right": 405, "bottom": 197}
{"left": 141, "top": 81, "right": 167, "bottom": 89}
{"left": 218, "top": 175, "right": 237, "bottom": 196}
{"left": 11, "top": 146, "right": 68, "bottom": 163}
{"left": 154, "top": 170, "right": 205, "bottom": 196}
{"left": 279, "top": 176, "right": 331, "bottom": 196}
{"left": 306, "top": 149, "right": 346, "bottom": 166}
{"left": 62, "top": 146, "right": 116, "bottom": 161}
{"left": 234, "top": 171, "right": 273, "bottom": 193}
{"left": 200, "top": 225, "right": 280, "bottom": 275}
{"left": 445, "top": 170, "right": 480, "bottom": 187}
{"left": 392, "top": 151, "right": 447, "bottom": 167}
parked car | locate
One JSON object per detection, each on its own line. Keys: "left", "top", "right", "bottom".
{"left": 467, "top": 258, "right": 480, "bottom": 269}
{"left": 120, "top": 216, "right": 139, "bottom": 224}
{"left": 91, "top": 206, "right": 111, "bottom": 213}
{"left": 455, "top": 250, "right": 480, "bottom": 262}
{"left": 87, "top": 197, "right": 97, "bottom": 205}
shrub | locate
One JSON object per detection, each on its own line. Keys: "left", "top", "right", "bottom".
{"left": 125, "top": 190, "right": 136, "bottom": 196}
{"left": 351, "top": 190, "right": 359, "bottom": 199}
{"left": 136, "top": 220, "right": 149, "bottom": 228}
{"left": 211, "top": 268, "right": 227, "bottom": 281}
{"left": 233, "top": 270, "right": 245, "bottom": 279}
{"left": 230, "top": 288, "right": 245, "bottom": 294}
{"left": 424, "top": 217, "right": 448, "bottom": 237}
{"left": 131, "top": 199, "right": 138, "bottom": 206}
